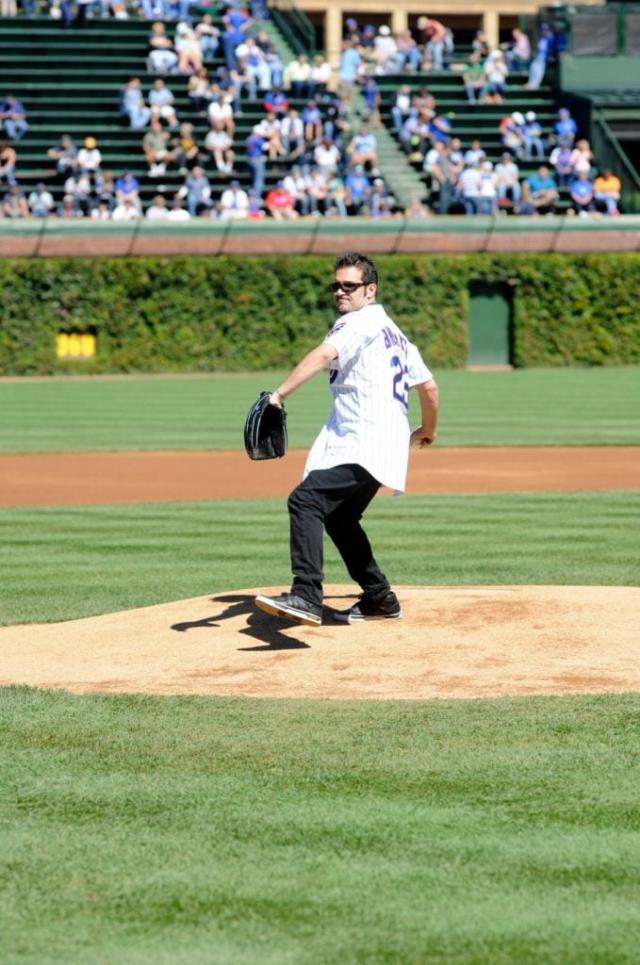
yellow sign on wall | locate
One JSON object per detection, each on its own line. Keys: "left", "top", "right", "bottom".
{"left": 56, "top": 332, "right": 96, "bottom": 359}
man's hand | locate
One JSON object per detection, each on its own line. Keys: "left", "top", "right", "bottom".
{"left": 269, "top": 390, "right": 284, "bottom": 408}
{"left": 410, "top": 426, "right": 436, "bottom": 448}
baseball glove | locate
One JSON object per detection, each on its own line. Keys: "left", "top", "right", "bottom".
{"left": 244, "top": 391, "right": 288, "bottom": 460}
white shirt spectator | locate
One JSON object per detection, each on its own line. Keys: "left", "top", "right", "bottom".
{"left": 208, "top": 99, "right": 234, "bottom": 126}
{"left": 220, "top": 185, "right": 249, "bottom": 219}
{"left": 314, "top": 141, "right": 341, "bottom": 178}
{"left": 167, "top": 205, "right": 191, "bottom": 221}
{"left": 77, "top": 147, "right": 101, "bottom": 171}
{"left": 112, "top": 199, "right": 140, "bottom": 220}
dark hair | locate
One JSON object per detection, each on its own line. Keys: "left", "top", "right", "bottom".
{"left": 334, "top": 252, "right": 378, "bottom": 286}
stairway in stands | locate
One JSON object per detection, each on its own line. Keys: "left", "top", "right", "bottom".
{"left": 0, "top": 15, "right": 301, "bottom": 208}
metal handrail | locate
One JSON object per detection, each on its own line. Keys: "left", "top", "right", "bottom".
{"left": 268, "top": 0, "right": 315, "bottom": 55}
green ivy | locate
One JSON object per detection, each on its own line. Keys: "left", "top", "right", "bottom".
{"left": 1, "top": 254, "right": 639, "bottom": 374}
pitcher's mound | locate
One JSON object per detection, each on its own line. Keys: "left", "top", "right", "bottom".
{"left": 1, "top": 585, "right": 638, "bottom": 700}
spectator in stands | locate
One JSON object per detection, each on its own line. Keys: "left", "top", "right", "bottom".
{"left": 207, "top": 88, "right": 234, "bottom": 136}
{"left": 483, "top": 50, "right": 508, "bottom": 104}
{"left": 463, "top": 139, "right": 485, "bottom": 167}
{"left": 188, "top": 67, "right": 211, "bottom": 117}
{"left": 57, "top": 193, "right": 83, "bottom": 218}
{"left": 569, "top": 139, "right": 594, "bottom": 179}
{"left": 504, "top": 28, "right": 531, "bottom": 70}
{"left": 195, "top": 14, "right": 220, "bottom": 62}
{"left": 147, "top": 21, "right": 178, "bottom": 74}
{"left": 281, "top": 108, "right": 305, "bottom": 160}
{"left": 347, "top": 124, "right": 377, "bottom": 171}
{"left": 62, "top": 171, "right": 91, "bottom": 213}
{"left": 325, "top": 173, "right": 348, "bottom": 217}
{"left": 569, "top": 171, "right": 595, "bottom": 216}
{"left": 91, "top": 201, "right": 112, "bottom": 221}
{"left": 204, "top": 119, "right": 235, "bottom": 173}
{"left": 471, "top": 29, "right": 490, "bottom": 61}
{"left": 311, "top": 53, "right": 332, "bottom": 100}
{"left": 523, "top": 164, "right": 558, "bottom": 212}
{"left": 338, "top": 39, "right": 361, "bottom": 107}
{"left": 369, "top": 177, "right": 393, "bottom": 218}
{"left": 112, "top": 196, "right": 140, "bottom": 221}
{"left": 255, "top": 112, "right": 285, "bottom": 159}
{"left": 416, "top": 16, "right": 448, "bottom": 71}
{"left": 522, "top": 111, "right": 545, "bottom": 159}
{"left": 263, "top": 84, "right": 289, "bottom": 117}
{"left": 390, "top": 83, "right": 412, "bottom": 133}
{"left": 527, "top": 23, "right": 553, "bottom": 89}
{"left": 283, "top": 166, "right": 311, "bottom": 215}
{"left": 115, "top": 170, "right": 141, "bottom": 207}
{"left": 477, "top": 161, "right": 498, "bottom": 215}
{"left": 246, "top": 189, "right": 265, "bottom": 220}
{"left": 245, "top": 125, "right": 267, "bottom": 197}
{"left": 77, "top": 136, "right": 102, "bottom": 190}
{"left": 458, "top": 158, "right": 482, "bottom": 214}
{"left": 175, "top": 21, "right": 203, "bottom": 74}
{"left": 301, "top": 99, "right": 322, "bottom": 144}
{"left": 149, "top": 78, "right": 179, "bottom": 128}
{"left": 593, "top": 168, "right": 621, "bottom": 216}
{"left": 313, "top": 135, "right": 341, "bottom": 181}
{"left": 145, "top": 194, "right": 170, "bottom": 220}
{"left": 47, "top": 135, "right": 78, "bottom": 177}
{"left": 27, "top": 183, "right": 55, "bottom": 218}
{"left": 373, "top": 25, "right": 397, "bottom": 75}
{"left": 167, "top": 196, "right": 191, "bottom": 221}
{"left": 307, "top": 167, "right": 329, "bottom": 214}
{"left": 499, "top": 111, "right": 525, "bottom": 158}
{"left": 0, "top": 95, "right": 28, "bottom": 141}
{"left": 169, "top": 121, "right": 200, "bottom": 172}
{"left": 284, "top": 53, "right": 313, "bottom": 99}
{"left": 265, "top": 179, "right": 298, "bottom": 219}
{"left": 344, "top": 164, "right": 370, "bottom": 215}
{"left": 394, "top": 29, "right": 421, "bottom": 72}
{"left": 120, "top": 78, "right": 151, "bottom": 130}
{"left": 178, "top": 165, "right": 212, "bottom": 216}
{"left": 426, "top": 142, "right": 460, "bottom": 214}
{"left": 463, "top": 53, "right": 486, "bottom": 105}
{"left": 143, "top": 117, "right": 170, "bottom": 176}
{"left": 553, "top": 107, "right": 577, "bottom": 147}
{"left": 221, "top": 13, "right": 247, "bottom": 71}
{"left": 236, "top": 37, "right": 271, "bottom": 96}
{"left": 495, "top": 152, "right": 521, "bottom": 207}
{"left": 361, "top": 75, "right": 381, "bottom": 129}
{"left": 549, "top": 141, "right": 574, "bottom": 187}
{"left": 219, "top": 179, "right": 249, "bottom": 219}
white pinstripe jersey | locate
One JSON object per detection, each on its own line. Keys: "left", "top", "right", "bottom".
{"left": 304, "top": 303, "right": 433, "bottom": 492}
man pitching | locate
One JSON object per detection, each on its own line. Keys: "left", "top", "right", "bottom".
{"left": 256, "top": 251, "right": 439, "bottom": 626}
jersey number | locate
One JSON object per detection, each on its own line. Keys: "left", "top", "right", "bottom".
{"left": 391, "top": 355, "right": 409, "bottom": 409}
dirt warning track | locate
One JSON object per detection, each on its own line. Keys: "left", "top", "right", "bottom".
{"left": 1, "top": 446, "right": 638, "bottom": 506}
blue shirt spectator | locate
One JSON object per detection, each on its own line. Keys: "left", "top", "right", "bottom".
{"left": 554, "top": 108, "right": 577, "bottom": 145}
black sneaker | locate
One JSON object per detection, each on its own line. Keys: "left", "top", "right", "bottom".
{"left": 255, "top": 592, "right": 322, "bottom": 626}
{"left": 333, "top": 590, "right": 401, "bottom": 623}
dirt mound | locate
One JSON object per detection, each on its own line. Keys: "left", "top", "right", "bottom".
{"left": 1, "top": 585, "right": 637, "bottom": 700}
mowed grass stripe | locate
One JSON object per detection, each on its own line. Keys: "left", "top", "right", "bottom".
{"left": 1, "top": 490, "right": 638, "bottom": 625}
{"left": 1, "top": 688, "right": 639, "bottom": 964}
{"left": 1, "top": 367, "right": 639, "bottom": 452}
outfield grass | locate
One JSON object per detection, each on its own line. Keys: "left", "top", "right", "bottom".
{"left": 1, "top": 490, "right": 638, "bottom": 626}
{"left": 1, "top": 367, "right": 639, "bottom": 452}
{"left": 2, "top": 687, "right": 639, "bottom": 964}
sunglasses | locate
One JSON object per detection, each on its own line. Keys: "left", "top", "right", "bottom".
{"left": 330, "top": 281, "right": 367, "bottom": 294}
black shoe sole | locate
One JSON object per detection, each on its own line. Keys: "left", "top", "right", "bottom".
{"left": 333, "top": 609, "right": 402, "bottom": 624}
{"left": 255, "top": 596, "right": 322, "bottom": 626}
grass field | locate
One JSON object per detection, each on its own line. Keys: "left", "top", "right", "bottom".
{"left": 1, "top": 367, "right": 639, "bottom": 452}
{"left": 2, "top": 367, "right": 639, "bottom": 963}
{"left": 2, "top": 688, "right": 640, "bottom": 965}
{"left": 1, "top": 491, "right": 638, "bottom": 626}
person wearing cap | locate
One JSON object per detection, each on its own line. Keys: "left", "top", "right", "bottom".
{"left": 483, "top": 49, "right": 508, "bottom": 104}
{"left": 374, "top": 24, "right": 397, "bottom": 74}
{"left": 347, "top": 124, "right": 378, "bottom": 171}
{"left": 338, "top": 39, "right": 362, "bottom": 107}
{"left": 245, "top": 125, "right": 267, "bottom": 197}
{"left": 344, "top": 164, "right": 371, "bottom": 215}
{"left": 553, "top": 107, "right": 577, "bottom": 147}
{"left": 220, "top": 180, "right": 250, "bottom": 219}
{"left": 526, "top": 22, "right": 553, "bottom": 89}
{"left": 76, "top": 137, "right": 102, "bottom": 191}
{"left": 522, "top": 111, "right": 545, "bottom": 159}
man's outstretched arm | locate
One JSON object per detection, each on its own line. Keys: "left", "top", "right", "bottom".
{"left": 270, "top": 343, "right": 338, "bottom": 407}
{"left": 410, "top": 378, "right": 439, "bottom": 447}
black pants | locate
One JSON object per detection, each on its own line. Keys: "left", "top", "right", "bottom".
{"left": 287, "top": 464, "right": 390, "bottom": 608}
